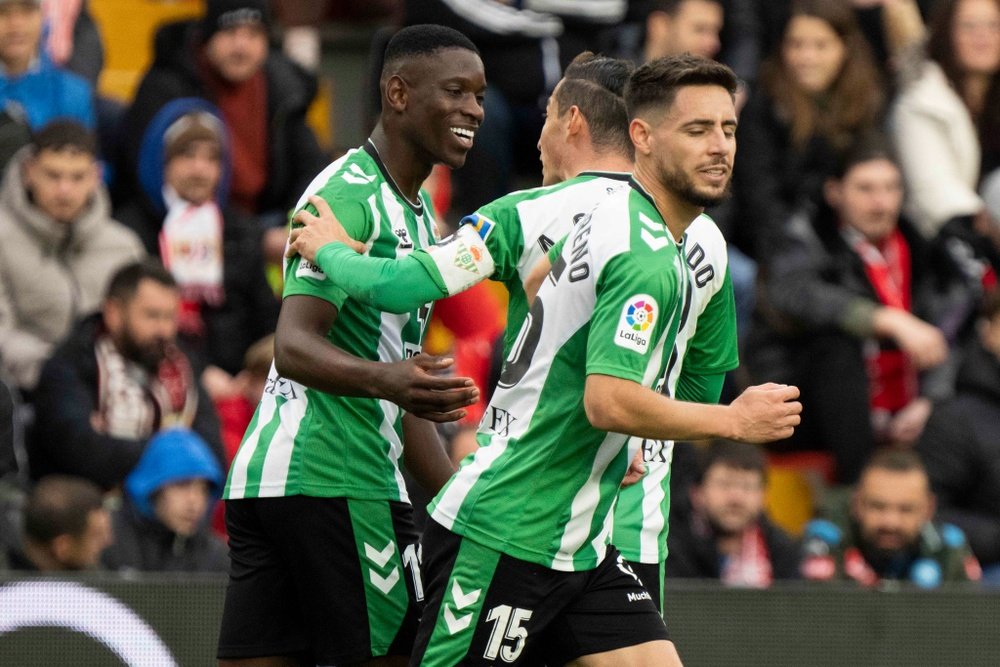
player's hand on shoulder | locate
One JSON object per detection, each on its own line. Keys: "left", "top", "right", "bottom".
{"left": 727, "top": 383, "right": 802, "bottom": 444}
{"left": 381, "top": 354, "right": 481, "bottom": 423}
{"left": 287, "top": 195, "right": 366, "bottom": 261}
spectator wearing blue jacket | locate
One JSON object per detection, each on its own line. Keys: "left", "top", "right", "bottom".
{"left": 102, "top": 428, "right": 228, "bottom": 573}
{"left": 0, "top": 0, "right": 94, "bottom": 131}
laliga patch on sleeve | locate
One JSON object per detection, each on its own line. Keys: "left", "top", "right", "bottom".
{"left": 614, "top": 294, "right": 658, "bottom": 352}
{"left": 295, "top": 258, "right": 327, "bottom": 282}
{"left": 459, "top": 213, "right": 496, "bottom": 242}
{"left": 427, "top": 225, "right": 496, "bottom": 295}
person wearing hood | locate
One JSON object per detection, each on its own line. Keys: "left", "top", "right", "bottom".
{"left": 918, "top": 289, "right": 1000, "bottom": 576}
{"left": 102, "top": 428, "right": 227, "bottom": 573}
{"left": 0, "top": 0, "right": 94, "bottom": 131}
{"left": 0, "top": 120, "right": 144, "bottom": 393}
{"left": 114, "top": 100, "right": 278, "bottom": 390}
{"left": 119, "top": 0, "right": 326, "bottom": 263}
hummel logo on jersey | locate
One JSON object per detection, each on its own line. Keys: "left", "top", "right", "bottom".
{"left": 638, "top": 212, "right": 670, "bottom": 251}
{"left": 394, "top": 226, "right": 413, "bottom": 249}
{"left": 615, "top": 295, "right": 658, "bottom": 353}
{"left": 341, "top": 163, "right": 377, "bottom": 185}
{"left": 488, "top": 406, "right": 517, "bottom": 437}
{"left": 364, "top": 541, "right": 400, "bottom": 595}
{"left": 444, "top": 581, "right": 482, "bottom": 635}
{"left": 616, "top": 554, "right": 642, "bottom": 584}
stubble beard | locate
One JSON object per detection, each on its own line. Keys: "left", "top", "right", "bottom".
{"left": 660, "top": 162, "right": 732, "bottom": 209}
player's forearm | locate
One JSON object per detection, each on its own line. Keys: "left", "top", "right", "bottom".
{"left": 402, "top": 413, "right": 457, "bottom": 495}
{"left": 274, "top": 325, "right": 389, "bottom": 398}
{"left": 315, "top": 243, "right": 448, "bottom": 313}
{"left": 584, "top": 374, "right": 737, "bottom": 441}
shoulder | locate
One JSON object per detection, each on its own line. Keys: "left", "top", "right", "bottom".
{"left": 294, "top": 149, "right": 381, "bottom": 210}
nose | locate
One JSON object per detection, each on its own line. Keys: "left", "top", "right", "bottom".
{"left": 463, "top": 93, "right": 484, "bottom": 124}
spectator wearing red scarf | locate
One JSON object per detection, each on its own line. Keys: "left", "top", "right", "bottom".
{"left": 746, "top": 134, "right": 974, "bottom": 482}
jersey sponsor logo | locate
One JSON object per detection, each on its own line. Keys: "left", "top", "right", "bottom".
{"left": 264, "top": 372, "right": 299, "bottom": 400}
{"left": 487, "top": 406, "right": 518, "bottom": 437}
{"left": 461, "top": 213, "right": 495, "bottom": 242}
{"left": 640, "top": 439, "right": 670, "bottom": 464}
{"left": 627, "top": 590, "right": 652, "bottom": 603}
{"left": 615, "top": 295, "right": 658, "bottom": 353}
{"left": 341, "top": 163, "right": 377, "bottom": 185}
{"left": 295, "top": 257, "right": 326, "bottom": 281}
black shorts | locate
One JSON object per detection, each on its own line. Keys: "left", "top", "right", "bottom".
{"left": 217, "top": 496, "right": 422, "bottom": 664}
{"left": 626, "top": 560, "right": 665, "bottom": 614}
{"left": 412, "top": 520, "right": 669, "bottom": 666}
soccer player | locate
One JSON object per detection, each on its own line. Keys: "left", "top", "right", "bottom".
{"left": 289, "top": 53, "right": 741, "bottom": 616}
{"left": 413, "top": 56, "right": 800, "bottom": 666}
{"left": 217, "top": 25, "right": 486, "bottom": 667}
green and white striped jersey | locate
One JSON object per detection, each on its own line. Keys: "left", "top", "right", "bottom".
{"left": 456, "top": 172, "right": 630, "bottom": 354}
{"left": 429, "top": 180, "right": 687, "bottom": 572}
{"left": 224, "top": 143, "right": 437, "bottom": 502}
{"left": 611, "top": 214, "right": 739, "bottom": 565}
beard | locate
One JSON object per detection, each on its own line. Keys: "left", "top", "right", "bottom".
{"left": 116, "top": 330, "right": 169, "bottom": 373}
{"left": 659, "top": 161, "right": 732, "bottom": 208}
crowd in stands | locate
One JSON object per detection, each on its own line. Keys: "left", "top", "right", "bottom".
{"left": 0, "top": 0, "right": 998, "bottom": 590}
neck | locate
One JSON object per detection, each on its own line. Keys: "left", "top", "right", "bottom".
{"left": 4, "top": 55, "right": 31, "bottom": 77}
{"left": 963, "top": 73, "right": 991, "bottom": 117}
{"left": 716, "top": 533, "right": 742, "bottom": 557}
{"left": 369, "top": 125, "right": 433, "bottom": 204}
{"left": 632, "top": 161, "right": 703, "bottom": 241}
{"left": 568, "top": 149, "right": 633, "bottom": 179}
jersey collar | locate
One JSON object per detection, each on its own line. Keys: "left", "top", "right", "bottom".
{"left": 363, "top": 140, "right": 425, "bottom": 216}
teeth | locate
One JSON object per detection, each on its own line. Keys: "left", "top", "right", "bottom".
{"left": 451, "top": 127, "right": 475, "bottom": 139}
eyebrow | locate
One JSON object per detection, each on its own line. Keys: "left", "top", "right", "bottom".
{"left": 680, "top": 118, "right": 738, "bottom": 130}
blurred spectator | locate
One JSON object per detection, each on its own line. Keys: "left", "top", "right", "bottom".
{"left": 121, "top": 0, "right": 327, "bottom": 263}
{"left": 666, "top": 440, "right": 801, "bottom": 587}
{"left": 732, "top": 0, "right": 884, "bottom": 261}
{"left": 0, "top": 121, "right": 144, "bottom": 393}
{"left": 802, "top": 449, "right": 981, "bottom": 587}
{"left": 102, "top": 428, "right": 227, "bottom": 573}
{"left": 29, "top": 261, "right": 225, "bottom": 490}
{"left": 891, "top": 0, "right": 1000, "bottom": 283}
{"left": 0, "top": 0, "right": 94, "bottom": 130}
{"left": 115, "top": 102, "right": 278, "bottom": 385}
{"left": 643, "top": 0, "right": 724, "bottom": 62}
{"left": 917, "top": 290, "right": 1000, "bottom": 572}
{"left": 748, "top": 135, "right": 966, "bottom": 482}
{"left": 41, "top": 0, "right": 102, "bottom": 86}
{"left": 1, "top": 475, "right": 110, "bottom": 571}
{"left": 405, "top": 0, "right": 627, "bottom": 221}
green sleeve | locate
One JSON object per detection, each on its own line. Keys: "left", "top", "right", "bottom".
{"left": 683, "top": 266, "right": 740, "bottom": 374}
{"left": 313, "top": 242, "right": 449, "bottom": 314}
{"left": 546, "top": 235, "right": 568, "bottom": 264}
{"left": 283, "top": 198, "right": 372, "bottom": 308}
{"left": 675, "top": 370, "right": 726, "bottom": 404}
{"left": 586, "top": 252, "right": 680, "bottom": 383}
{"left": 462, "top": 198, "right": 525, "bottom": 282}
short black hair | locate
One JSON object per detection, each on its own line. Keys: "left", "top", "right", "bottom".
{"left": 625, "top": 53, "right": 738, "bottom": 121}
{"left": 861, "top": 448, "right": 927, "bottom": 479}
{"left": 30, "top": 120, "right": 98, "bottom": 158}
{"left": 695, "top": 440, "right": 768, "bottom": 485}
{"left": 23, "top": 475, "right": 105, "bottom": 544}
{"left": 382, "top": 24, "right": 479, "bottom": 77}
{"left": 832, "top": 131, "right": 900, "bottom": 180}
{"left": 554, "top": 52, "right": 635, "bottom": 159}
{"left": 105, "top": 260, "right": 177, "bottom": 304}
{"left": 654, "top": 0, "right": 722, "bottom": 14}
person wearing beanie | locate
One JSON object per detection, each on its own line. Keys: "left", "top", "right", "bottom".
{"left": 114, "top": 98, "right": 278, "bottom": 394}
{"left": 102, "top": 428, "right": 228, "bottom": 573}
{"left": 120, "top": 0, "right": 326, "bottom": 264}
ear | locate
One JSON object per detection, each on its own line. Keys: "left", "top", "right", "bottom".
{"left": 566, "top": 106, "right": 585, "bottom": 139}
{"left": 823, "top": 178, "right": 842, "bottom": 209}
{"left": 629, "top": 118, "right": 653, "bottom": 156}
{"left": 925, "top": 491, "right": 937, "bottom": 524}
{"left": 646, "top": 11, "right": 670, "bottom": 50}
{"left": 689, "top": 484, "right": 703, "bottom": 510}
{"left": 103, "top": 298, "right": 123, "bottom": 334}
{"left": 49, "top": 534, "right": 74, "bottom": 564}
{"left": 384, "top": 74, "right": 408, "bottom": 113}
